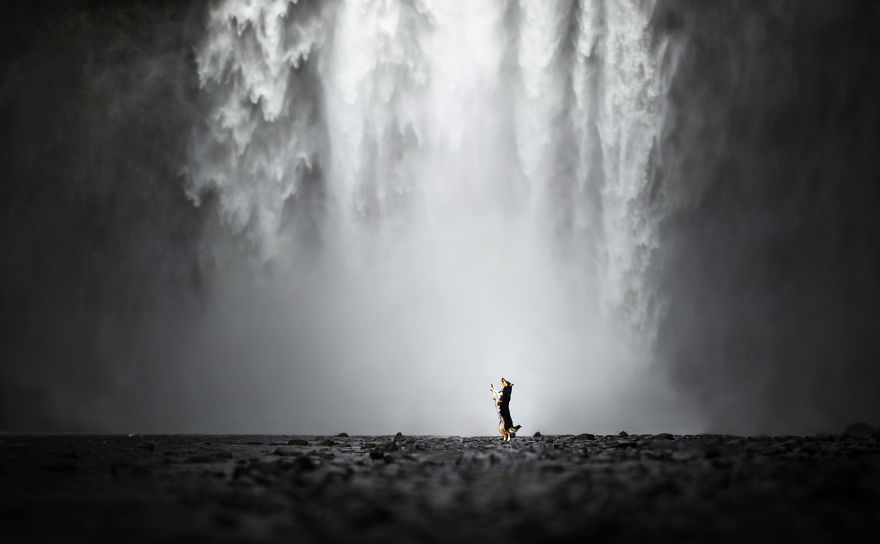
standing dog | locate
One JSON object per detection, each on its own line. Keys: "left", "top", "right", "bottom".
{"left": 490, "top": 378, "right": 521, "bottom": 441}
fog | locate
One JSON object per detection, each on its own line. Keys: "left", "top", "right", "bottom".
{"left": 1, "top": 0, "right": 878, "bottom": 435}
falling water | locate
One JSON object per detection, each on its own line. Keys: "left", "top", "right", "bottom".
{"left": 186, "top": 0, "right": 682, "bottom": 434}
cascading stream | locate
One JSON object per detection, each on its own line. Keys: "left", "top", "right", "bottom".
{"left": 186, "top": 0, "right": 681, "bottom": 434}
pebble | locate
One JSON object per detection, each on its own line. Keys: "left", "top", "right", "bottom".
{"left": 2, "top": 433, "right": 878, "bottom": 542}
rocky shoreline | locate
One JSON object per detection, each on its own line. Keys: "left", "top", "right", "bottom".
{"left": 2, "top": 432, "right": 879, "bottom": 542}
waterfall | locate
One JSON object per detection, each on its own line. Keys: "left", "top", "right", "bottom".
{"left": 186, "top": 0, "right": 678, "bottom": 433}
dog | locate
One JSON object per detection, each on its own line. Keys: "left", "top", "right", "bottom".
{"left": 490, "top": 377, "right": 521, "bottom": 441}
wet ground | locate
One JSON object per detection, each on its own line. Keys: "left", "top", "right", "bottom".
{"left": 1, "top": 432, "right": 879, "bottom": 542}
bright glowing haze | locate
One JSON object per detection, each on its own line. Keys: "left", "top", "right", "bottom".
{"left": 184, "top": 0, "right": 686, "bottom": 435}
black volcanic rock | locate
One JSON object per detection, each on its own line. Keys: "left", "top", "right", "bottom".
{"left": 1, "top": 434, "right": 878, "bottom": 542}
{"left": 843, "top": 422, "right": 876, "bottom": 439}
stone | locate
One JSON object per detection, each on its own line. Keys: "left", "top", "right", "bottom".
{"left": 842, "top": 422, "right": 875, "bottom": 439}
{"left": 575, "top": 433, "right": 595, "bottom": 440}
{"left": 4, "top": 433, "right": 880, "bottom": 541}
{"left": 185, "top": 455, "right": 213, "bottom": 463}
{"left": 288, "top": 439, "right": 309, "bottom": 446}
{"left": 292, "top": 456, "right": 317, "bottom": 472}
{"left": 533, "top": 432, "right": 542, "bottom": 437}
{"left": 653, "top": 433, "right": 674, "bottom": 440}
{"left": 619, "top": 431, "right": 629, "bottom": 437}
{"left": 336, "top": 432, "right": 349, "bottom": 437}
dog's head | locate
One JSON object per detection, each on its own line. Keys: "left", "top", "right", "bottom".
{"left": 501, "top": 377, "right": 512, "bottom": 388}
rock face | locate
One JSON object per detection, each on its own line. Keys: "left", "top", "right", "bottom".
{"left": 1, "top": 434, "right": 878, "bottom": 542}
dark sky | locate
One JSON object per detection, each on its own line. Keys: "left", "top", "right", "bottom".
{"left": 1, "top": 0, "right": 879, "bottom": 434}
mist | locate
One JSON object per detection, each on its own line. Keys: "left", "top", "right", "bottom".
{"left": 652, "top": 0, "right": 880, "bottom": 434}
{"left": 1, "top": 0, "right": 878, "bottom": 435}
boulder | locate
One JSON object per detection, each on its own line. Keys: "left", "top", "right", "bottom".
{"left": 842, "top": 422, "right": 876, "bottom": 439}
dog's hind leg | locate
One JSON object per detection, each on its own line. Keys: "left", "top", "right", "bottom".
{"left": 507, "top": 425, "right": 521, "bottom": 440}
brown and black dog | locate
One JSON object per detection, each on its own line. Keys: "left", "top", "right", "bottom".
{"left": 490, "top": 378, "right": 521, "bottom": 441}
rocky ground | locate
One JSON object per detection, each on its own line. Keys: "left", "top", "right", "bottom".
{"left": 1, "top": 431, "right": 879, "bottom": 542}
